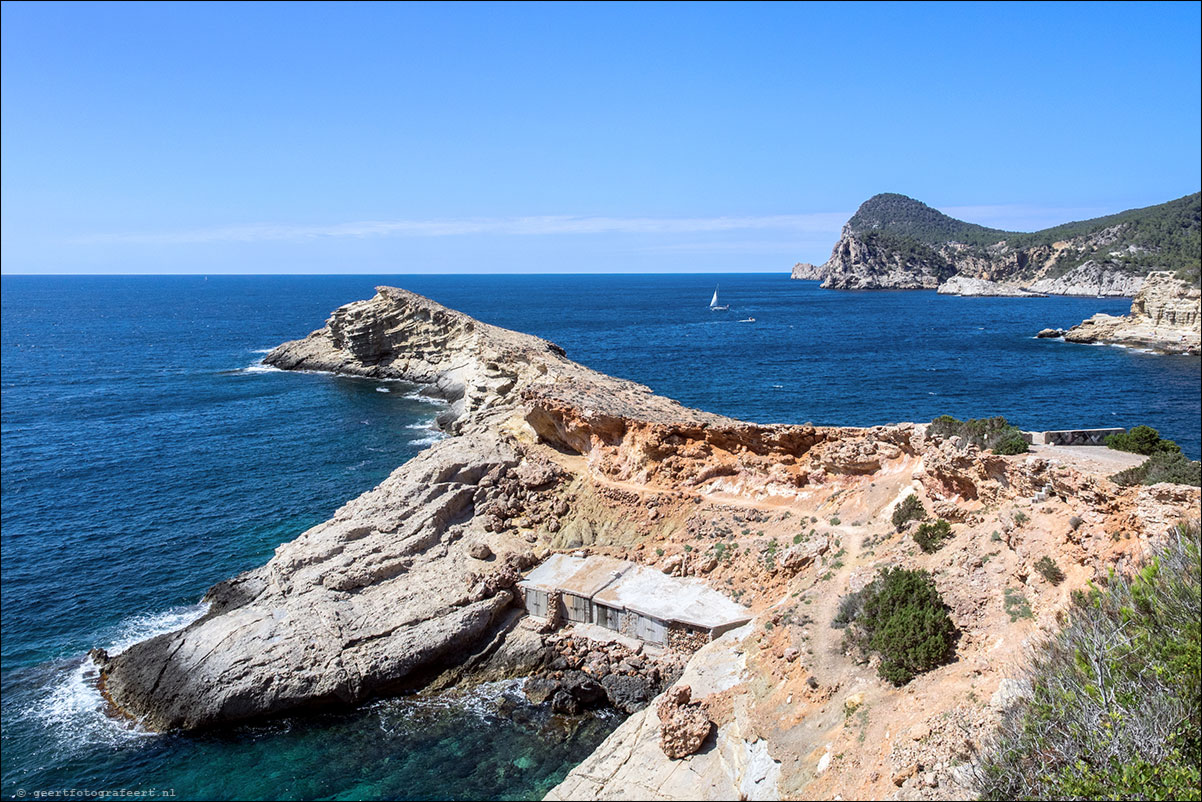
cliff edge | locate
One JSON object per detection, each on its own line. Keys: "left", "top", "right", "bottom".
{"left": 1059, "top": 271, "right": 1201, "bottom": 355}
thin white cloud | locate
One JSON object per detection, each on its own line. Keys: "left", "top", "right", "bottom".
{"left": 80, "top": 212, "right": 851, "bottom": 245}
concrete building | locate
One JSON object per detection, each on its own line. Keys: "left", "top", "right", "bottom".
{"left": 518, "top": 553, "right": 751, "bottom": 650}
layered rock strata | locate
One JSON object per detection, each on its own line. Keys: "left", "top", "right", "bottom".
{"left": 1060, "top": 271, "right": 1201, "bottom": 355}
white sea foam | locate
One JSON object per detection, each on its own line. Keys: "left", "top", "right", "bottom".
{"left": 249, "top": 348, "right": 274, "bottom": 354}
{"left": 404, "top": 421, "right": 446, "bottom": 447}
{"left": 28, "top": 603, "right": 209, "bottom": 748}
{"left": 242, "top": 363, "right": 284, "bottom": 374}
{"left": 403, "top": 390, "right": 447, "bottom": 405}
{"left": 376, "top": 387, "right": 391, "bottom": 393}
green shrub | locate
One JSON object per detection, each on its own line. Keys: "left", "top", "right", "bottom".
{"left": 977, "top": 522, "right": 1201, "bottom": 801}
{"left": 928, "top": 415, "right": 1028, "bottom": 454}
{"left": 1106, "top": 425, "right": 1182, "bottom": 456}
{"left": 892, "top": 494, "right": 928, "bottom": 531}
{"left": 993, "top": 431, "right": 1030, "bottom": 455}
{"left": 845, "top": 567, "right": 956, "bottom": 685}
{"left": 913, "top": 519, "right": 952, "bottom": 553}
{"left": 1113, "top": 452, "right": 1202, "bottom": 488}
{"left": 1034, "top": 556, "right": 1065, "bottom": 586}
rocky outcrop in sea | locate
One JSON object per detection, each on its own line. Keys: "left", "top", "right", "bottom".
{"left": 936, "top": 276, "right": 1044, "bottom": 297}
{"left": 1058, "top": 271, "right": 1201, "bottom": 355}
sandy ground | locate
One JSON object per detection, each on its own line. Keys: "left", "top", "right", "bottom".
{"left": 1029, "top": 444, "right": 1147, "bottom": 473}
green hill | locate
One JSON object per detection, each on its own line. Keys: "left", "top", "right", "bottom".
{"left": 845, "top": 192, "right": 1201, "bottom": 285}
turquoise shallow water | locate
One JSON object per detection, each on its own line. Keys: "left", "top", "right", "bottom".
{"left": 2, "top": 274, "right": 1199, "bottom": 800}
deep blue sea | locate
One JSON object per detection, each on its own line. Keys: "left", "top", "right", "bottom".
{"left": 2, "top": 274, "right": 1199, "bottom": 801}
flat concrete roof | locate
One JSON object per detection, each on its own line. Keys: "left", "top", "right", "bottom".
{"left": 520, "top": 553, "right": 751, "bottom": 631}
{"left": 592, "top": 563, "right": 751, "bottom": 631}
{"left": 518, "top": 553, "right": 587, "bottom": 593}
{"left": 556, "top": 555, "right": 632, "bottom": 597}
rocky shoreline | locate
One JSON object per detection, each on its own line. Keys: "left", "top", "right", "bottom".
{"left": 1046, "top": 271, "right": 1201, "bottom": 355}
{"left": 92, "top": 286, "right": 1201, "bottom": 800}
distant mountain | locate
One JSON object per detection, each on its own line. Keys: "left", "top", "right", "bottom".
{"left": 793, "top": 192, "right": 1201, "bottom": 295}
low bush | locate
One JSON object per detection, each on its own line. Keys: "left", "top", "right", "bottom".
{"left": 913, "top": 519, "right": 952, "bottom": 553}
{"left": 831, "top": 591, "right": 864, "bottom": 630}
{"left": 843, "top": 567, "right": 957, "bottom": 686}
{"left": 977, "top": 522, "right": 1201, "bottom": 801}
{"left": 928, "top": 414, "right": 1028, "bottom": 454}
{"left": 1034, "top": 556, "right": 1065, "bottom": 586}
{"left": 1113, "top": 452, "right": 1202, "bottom": 488}
{"left": 1106, "top": 424, "right": 1182, "bottom": 456}
{"left": 892, "top": 494, "right": 927, "bottom": 531}
{"left": 993, "top": 430, "right": 1030, "bottom": 455}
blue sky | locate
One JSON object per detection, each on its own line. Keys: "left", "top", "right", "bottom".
{"left": 2, "top": 1, "right": 1199, "bottom": 274}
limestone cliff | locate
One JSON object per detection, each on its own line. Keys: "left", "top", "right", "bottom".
{"left": 94, "top": 287, "right": 1200, "bottom": 800}
{"left": 789, "top": 262, "right": 827, "bottom": 281}
{"left": 1060, "top": 271, "right": 1201, "bottom": 355}
{"left": 935, "top": 276, "right": 1042, "bottom": 297}
{"left": 799, "top": 192, "right": 1200, "bottom": 295}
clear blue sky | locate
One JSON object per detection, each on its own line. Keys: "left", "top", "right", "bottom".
{"left": 2, "top": 1, "right": 1199, "bottom": 274}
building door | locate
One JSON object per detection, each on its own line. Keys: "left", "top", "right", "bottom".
{"left": 595, "top": 604, "right": 620, "bottom": 630}
{"left": 525, "top": 589, "right": 548, "bottom": 618}
{"left": 635, "top": 614, "right": 667, "bottom": 644}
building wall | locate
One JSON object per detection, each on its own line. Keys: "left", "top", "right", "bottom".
{"left": 594, "top": 603, "right": 621, "bottom": 630}
{"left": 666, "top": 622, "right": 711, "bottom": 654}
{"left": 563, "top": 592, "right": 592, "bottom": 624}
{"left": 523, "top": 588, "right": 550, "bottom": 618}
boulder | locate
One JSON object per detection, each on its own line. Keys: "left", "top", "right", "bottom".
{"left": 656, "top": 685, "right": 713, "bottom": 759}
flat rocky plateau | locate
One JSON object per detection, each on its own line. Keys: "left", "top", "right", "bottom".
{"left": 93, "top": 287, "right": 1200, "bottom": 800}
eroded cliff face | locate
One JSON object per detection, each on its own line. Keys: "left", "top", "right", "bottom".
{"left": 1061, "top": 271, "right": 1201, "bottom": 355}
{"left": 815, "top": 225, "right": 1148, "bottom": 295}
{"left": 94, "top": 287, "right": 1200, "bottom": 800}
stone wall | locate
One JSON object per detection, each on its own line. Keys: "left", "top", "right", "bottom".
{"left": 1027, "top": 428, "right": 1125, "bottom": 446}
{"left": 666, "top": 623, "right": 710, "bottom": 655}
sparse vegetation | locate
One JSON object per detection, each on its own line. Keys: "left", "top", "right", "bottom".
{"left": 1034, "top": 556, "right": 1065, "bottom": 586}
{"left": 913, "top": 519, "right": 953, "bottom": 553}
{"left": 838, "top": 567, "right": 956, "bottom": 685}
{"left": 892, "top": 494, "right": 928, "bottom": 531}
{"left": 1113, "top": 452, "right": 1202, "bottom": 488}
{"left": 830, "top": 516, "right": 841, "bottom": 526}
{"left": 1003, "top": 587, "right": 1033, "bottom": 621}
{"left": 928, "top": 415, "right": 1028, "bottom": 454}
{"left": 978, "top": 522, "right": 1201, "bottom": 801}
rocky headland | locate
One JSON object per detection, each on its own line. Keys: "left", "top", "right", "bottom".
{"left": 798, "top": 191, "right": 1200, "bottom": 296}
{"left": 93, "top": 287, "right": 1201, "bottom": 799}
{"left": 935, "top": 276, "right": 1043, "bottom": 297}
{"left": 1051, "top": 271, "right": 1202, "bottom": 355}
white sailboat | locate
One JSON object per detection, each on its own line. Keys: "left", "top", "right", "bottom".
{"left": 709, "top": 284, "right": 729, "bottom": 311}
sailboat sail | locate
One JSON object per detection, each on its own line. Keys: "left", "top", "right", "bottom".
{"left": 710, "top": 286, "right": 720, "bottom": 308}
